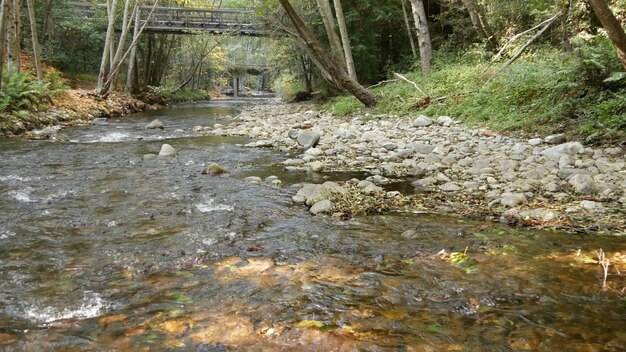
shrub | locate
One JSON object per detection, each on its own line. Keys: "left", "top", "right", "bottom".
{"left": 0, "top": 65, "right": 68, "bottom": 114}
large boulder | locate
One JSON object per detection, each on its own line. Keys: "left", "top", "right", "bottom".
{"left": 568, "top": 174, "right": 596, "bottom": 195}
{"left": 293, "top": 183, "right": 331, "bottom": 206}
{"left": 310, "top": 200, "right": 334, "bottom": 215}
{"left": 297, "top": 131, "right": 321, "bottom": 150}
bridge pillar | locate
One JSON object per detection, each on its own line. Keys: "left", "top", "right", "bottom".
{"left": 233, "top": 76, "right": 240, "bottom": 98}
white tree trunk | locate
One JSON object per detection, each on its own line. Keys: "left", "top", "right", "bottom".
{"left": 408, "top": 0, "right": 432, "bottom": 74}
{"left": 333, "top": 0, "right": 357, "bottom": 81}
{"left": 316, "top": 0, "right": 345, "bottom": 68}
{"left": 126, "top": 6, "right": 141, "bottom": 92}
{"left": 97, "top": 0, "right": 119, "bottom": 93}
{"left": 26, "top": 0, "right": 43, "bottom": 80}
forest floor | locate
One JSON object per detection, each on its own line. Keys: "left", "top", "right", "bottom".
{"left": 0, "top": 89, "right": 160, "bottom": 138}
{"left": 208, "top": 101, "right": 625, "bottom": 235}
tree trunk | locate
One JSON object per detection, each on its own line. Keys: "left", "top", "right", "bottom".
{"left": 26, "top": 0, "right": 43, "bottom": 81}
{"left": 316, "top": 0, "right": 345, "bottom": 68}
{"left": 104, "top": 0, "right": 134, "bottom": 93}
{"left": 462, "top": 0, "right": 497, "bottom": 51}
{"left": 300, "top": 53, "right": 312, "bottom": 92}
{"left": 97, "top": 0, "right": 119, "bottom": 93}
{"left": 0, "top": 0, "right": 10, "bottom": 90}
{"left": 333, "top": 0, "right": 357, "bottom": 81}
{"left": 41, "top": 0, "right": 53, "bottom": 45}
{"left": 587, "top": 0, "right": 626, "bottom": 70}
{"left": 401, "top": 0, "right": 417, "bottom": 59}
{"left": 408, "top": 0, "right": 432, "bottom": 74}
{"left": 7, "top": 0, "right": 20, "bottom": 71}
{"left": 279, "top": 0, "right": 376, "bottom": 107}
{"left": 126, "top": 6, "right": 141, "bottom": 93}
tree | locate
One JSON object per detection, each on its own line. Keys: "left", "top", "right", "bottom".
{"left": 333, "top": 0, "right": 357, "bottom": 81}
{"left": 461, "top": 0, "right": 498, "bottom": 51}
{"left": 316, "top": 0, "right": 345, "bottom": 67}
{"left": 26, "top": 0, "right": 43, "bottom": 81}
{"left": 408, "top": 0, "right": 432, "bottom": 74}
{"left": 0, "top": 0, "right": 10, "bottom": 90}
{"left": 278, "top": 0, "right": 376, "bottom": 106}
{"left": 400, "top": 0, "right": 417, "bottom": 59}
{"left": 587, "top": 0, "right": 626, "bottom": 70}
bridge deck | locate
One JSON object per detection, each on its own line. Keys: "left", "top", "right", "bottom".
{"left": 70, "top": 2, "right": 269, "bottom": 36}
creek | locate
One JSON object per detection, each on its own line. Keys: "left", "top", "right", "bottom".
{"left": 0, "top": 101, "right": 624, "bottom": 351}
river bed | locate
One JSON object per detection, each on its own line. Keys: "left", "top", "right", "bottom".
{"left": 0, "top": 101, "right": 624, "bottom": 351}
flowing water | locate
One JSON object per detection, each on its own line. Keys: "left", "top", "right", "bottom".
{"left": 0, "top": 101, "right": 624, "bottom": 351}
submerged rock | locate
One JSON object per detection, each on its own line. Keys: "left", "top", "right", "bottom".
{"left": 202, "top": 163, "right": 228, "bottom": 175}
{"left": 158, "top": 144, "right": 177, "bottom": 156}
{"left": 146, "top": 119, "right": 165, "bottom": 129}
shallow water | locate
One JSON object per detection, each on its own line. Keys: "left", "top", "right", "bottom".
{"left": 0, "top": 101, "right": 624, "bottom": 351}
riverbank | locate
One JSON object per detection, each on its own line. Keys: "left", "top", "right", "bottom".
{"left": 210, "top": 102, "right": 625, "bottom": 234}
{"left": 0, "top": 89, "right": 160, "bottom": 138}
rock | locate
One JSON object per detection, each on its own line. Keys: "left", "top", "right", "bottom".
{"left": 288, "top": 129, "right": 299, "bottom": 140}
{"left": 310, "top": 200, "right": 333, "bottom": 215}
{"left": 440, "top": 182, "right": 461, "bottom": 192}
{"left": 411, "top": 143, "right": 436, "bottom": 154}
{"left": 357, "top": 180, "right": 375, "bottom": 189}
{"left": 307, "top": 161, "right": 324, "bottom": 172}
{"left": 92, "top": 118, "right": 109, "bottom": 125}
{"left": 297, "top": 131, "right": 321, "bottom": 150}
{"left": 540, "top": 142, "right": 584, "bottom": 158}
{"left": 294, "top": 184, "right": 330, "bottom": 206}
{"left": 146, "top": 119, "right": 165, "bottom": 129}
{"left": 407, "top": 166, "right": 428, "bottom": 177}
{"left": 519, "top": 208, "right": 559, "bottom": 221}
{"left": 244, "top": 176, "right": 262, "bottom": 184}
{"left": 412, "top": 115, "right": 433, "bottom": 127}
{"left": 363, "top": 184, "right": 384, "bottom": 194}
{"left": 568, "top": 174, "right": 596, "bottom": 195}
{"left": 202, "top": 163, "right": 228, "bottom": 175}
{"left": 382, "top": 142, "right": 398, "bottom": 151}
{"left": 544, "top": 134, "right": 566, "bottom": 144}
{"left": 500, "top": 193, "right": 527, "bottom": 207}
{"left": 305, "top": 148, "right": 324, "bottom": 156}
{"left": 436, "top": 116, "right": 454, "bottom": 126}
{"left": 158, "top": 144, "right": 177, "bottom": 157}
{"left": 192, "top": 125, "right": 203, "bottom": 132}
{"left": 401, "top": 229, "right": 418, "bottom": 239}
{"left": 143, "top": 153, "right": 157, "bottom": 161}
{"left": 528, "top": 138, "right": 543, "bottom": 146}
{"left": 322, "top": 181, "right": 347, "bottom": 194}
{"left": 580, "top": 200, "right": 605, "bottom": 213}
{"left": 544, "top": 182, "right": 560, "bottom": 192}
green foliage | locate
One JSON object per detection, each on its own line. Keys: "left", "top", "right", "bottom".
{"left": 271, "top": 72, "right": 306, "bottom": 101}
{"left": 140, "top": 86, "right": 210, "bottom": 105}
{"left": 326, "top": 36, "right": 626, "bottom": 143}
{"left": 0, "top": 66, "right": 68, "bottom": 114}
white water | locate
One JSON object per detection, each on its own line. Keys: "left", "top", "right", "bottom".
{"left": 8, "top": 189, "right": 36, "bottom": 203}
{"left": 0, "top": 175, "right": 32, "bottom": 182}
{"left": 195, "top": 198, "right": 234, "bottom": 213}
{"left": 23, "top": 291, "right": 111, "bottom": 324}
{"left": 0, "top": 230, "right": 16, "bottom": 240}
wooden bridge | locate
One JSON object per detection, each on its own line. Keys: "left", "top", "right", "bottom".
{"left": 70, "top": 2, "right": 270, "bottom": 36}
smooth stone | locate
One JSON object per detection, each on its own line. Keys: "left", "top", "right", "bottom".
{"left": 436, "top": 116, "right": 454, "bottom": 126}
{"left": 440, "top": 182, "right": 461, "bottom": 192}
{"left": 528, "top": 138, "right": 543, "bottom": 146}
{"left": 244, "top": 176, "right": 262, "bottom": 184}
{"left": 544, "top": 134, "right": 566, "bottom": 144}
{"left": 192, "top": 125, "right": 203, "bottom": 132}
{"left": 541, "top": 142, "right": 584, "bottom": 158}
{"left": 146, "top": 119, "right": 164, "bottom": 129}
{"left": 580, "top": 200, "right": 605, "bottom": 213}
{"left": 143, "top": 153, "right": 157, "bottom": 160}
{"left": 158, "top": 144, "right": 177, "bottom": 156}
{"left": 202, "top": 162, "right": 228, "bottom": 175}
{"left": 412, "top": 115, "right": 434, "bottom": 127}
{"left": 500, "top": 192, "right": 527, "bottom": 207}
{"left": 307, "top": 161, "right": 324, "bottom": 172}
{"left": 310, "top": 200, "right": 333, "bottom": 215}
{"left": 297, "top": 131, "right": 321, "bottom": 150}
{"left": 92, "top": 118, "right": 109, "bottom": 125}
{"left": 288, "top": 129, "right": 299, "bottom": 140}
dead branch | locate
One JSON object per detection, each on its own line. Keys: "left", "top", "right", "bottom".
{"left": 367, "top": 79, "right": 398, "bottom": 89}
{"left": 393, "top": 72, "right": 428, "bottom": 96}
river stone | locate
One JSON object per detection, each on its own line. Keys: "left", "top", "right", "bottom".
{"left": 413, "top": 115, "right": 434, "bottom": 127}
{"left": 528, "top": 138, "right": 543, "bottom": 146}
{"left": 322, "top": 181, "right": 347, "bottom": 194}
{"left": 436, "top": 116, "right": 454, "bottom": 126}
{"left": 305, "top": 148, "right": 324, "bottom": 156}
{"left": 146, "top": 119, "right": 164, "bottom": 129}
{"left": 297, "top": 131, "right": 321, "bottom": 150}
{"left": 307, "top": 161, "right": 324, "bottom": 172}
{"left": 288, "top": 129, "right": 299, "bottom": 140}
{"left": 440, "top": 182, "right": 461, "bottom": 192}
{"left": 202, "top": 163, "right": 228, "bottom": 175}
{"left": 541, "top": 142, "right": 584, "bottom": 158}
{"left": 411, "top": 143, "right": 436, "bottom": 155}
{"left": 92, "top": 118, "right": 109, "bottom": 125}
{"left": 568, "top": 174, "right": 596, "bottom": 194}
{"left": 294, "top": 184, "right": 330, "bottom": 206}
{"left": 580, "top": 200, "right": 605, "bottom": 213}
{"left": 519, "top": 208, "right": 559, "bottom": 221}
{"left": 544, "top": 134, "right": 566, "bottom": 144}
{"left": 244, "top": 176, "right": 262, "bottom": 184}
{"left": 143, "top": 153, "right": 157, "bottom": 161}
{"left": 501, "top": 192, "right": 527, "bottom": 207}
{"left": 158, "top": 144, "right": 177, "bottom": 156}
{"left": 310, "top": 199, "right": 333, "bottom": 215}
{"left": 363, "top": 183, "right": 384, "bottom": 194}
